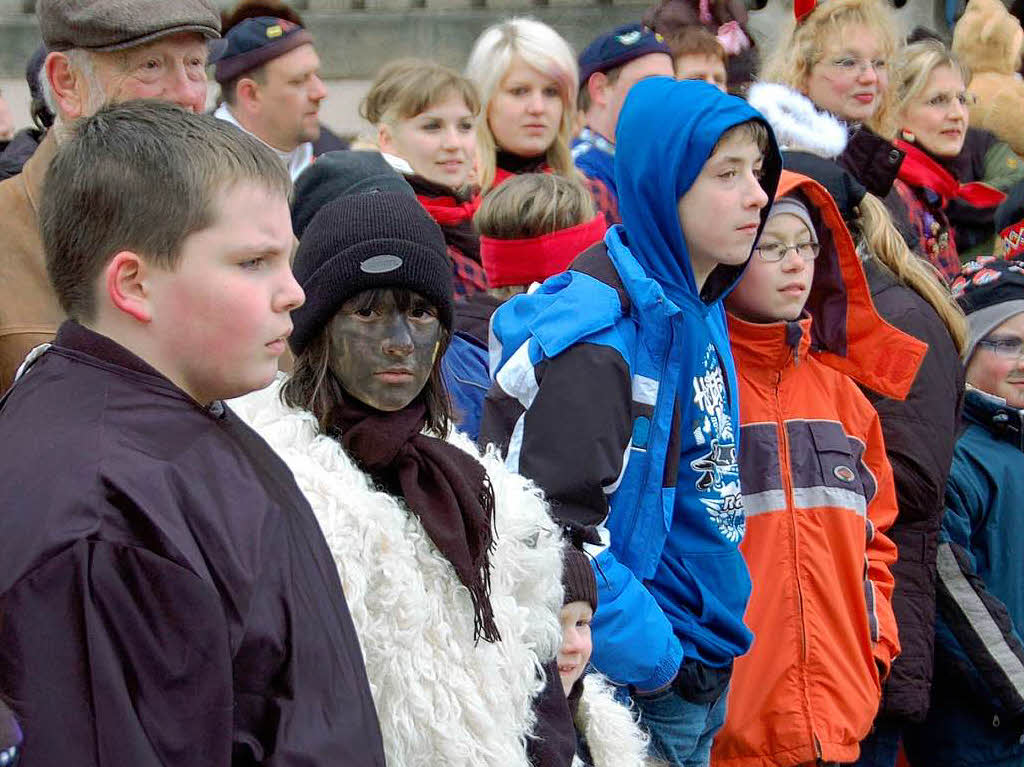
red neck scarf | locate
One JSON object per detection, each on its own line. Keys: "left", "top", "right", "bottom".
{"left": 896, "top": 139, "right": 1006, "bottom": 208}
{"left": 481, "top": 214, "right": 608, "bottom": 288}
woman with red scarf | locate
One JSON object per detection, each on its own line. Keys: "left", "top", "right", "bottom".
{"left": 890, "top": 40, "right": 1005, "bottom": 283}
{"left": 362, "top": 58, "right": 489, "bottom": 298}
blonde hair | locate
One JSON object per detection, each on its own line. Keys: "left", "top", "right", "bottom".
{"left": 891, "top": 39, "right": 971, "bottom": 124}
{"left": 361, "top": 58, "right": 480, "bottom": 127}
{"left": 474, "top": 172, "right": 594, "bottom": 240}
{"left": 857, "top": 192, "right": 968, "bottom": 353}
{"left": 465, "top": 17, "right": 578, "bottom": 189}
{"left": 762, "top": 0, "right": 900, "bottom": 137}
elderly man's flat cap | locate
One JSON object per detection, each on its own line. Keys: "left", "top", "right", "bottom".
{"left": 39, "top": 0, "right": 221, "bottom": 53}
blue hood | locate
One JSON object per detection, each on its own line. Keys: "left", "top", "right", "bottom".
{"left": 614, "top": 77, "right": 781, "bottom": 308}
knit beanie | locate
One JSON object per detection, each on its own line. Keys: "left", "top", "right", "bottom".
{"left": 766, "top": 196, "right": 817, "bottom": 242}
{"left": 289, "top": 191, "right": 454, "bottom": 355}
{"left": 951, "top": 257, "right": 1024, "bottom": 363}
{"left": 562, "top": 545, "right": 598, "bottom": 611}
{"left": 292, "top": 150, "right": 414, "bottom": 238}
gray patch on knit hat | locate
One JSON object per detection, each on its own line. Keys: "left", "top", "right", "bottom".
{"left": 964, "top": 300, "right": 1024, "bottom": 364}
{"left": 766, "top": 196, "right": 817, "bottom": 242}
{"left": 360, "top": 255, "right": 404, "bottom": 274}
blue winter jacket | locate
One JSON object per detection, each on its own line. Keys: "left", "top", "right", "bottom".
{"left": 480, "top": 79, "right": 781, "bottom": 690}
{"left": 905, "top": 386, "right": 1024, "bottom": 767}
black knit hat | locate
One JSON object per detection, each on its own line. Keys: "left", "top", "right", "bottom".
{"left": 292, "top": 151, "right": 414, "bottom": 238}
{"left": 289, "top": 191, "right": 454, "bottom": 355}
{"left": 563, "top": 545, "right": 598, "bottom": 611}
{"left": 951, "top": 257, "right": 1024, "bottom": 363}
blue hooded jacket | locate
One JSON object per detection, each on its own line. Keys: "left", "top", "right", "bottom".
{"left": 481, "top": 78, "right": 780, "bottom": 690}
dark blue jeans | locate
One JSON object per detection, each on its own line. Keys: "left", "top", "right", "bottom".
{"left": 628, "top": 684, "right": 729, "bottom": 767}
{"left": 852, "top": 718, "right": 902, "bottom": 767}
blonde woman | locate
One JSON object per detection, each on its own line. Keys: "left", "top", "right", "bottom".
{"left": 465, "top": 18, "right": 578, "bottom": 190}
{"left": 362, "top": 58, "right": 488, "bottom": 298}
{"left": 890, "top": 40, "right": 1004, "bottom": 283}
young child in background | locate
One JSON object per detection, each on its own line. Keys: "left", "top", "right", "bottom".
{"left": 711, "top": 171, "right": 926, "bottom": 767}
{"left": 558, "top": 545, "right": 649, "bottom": 767}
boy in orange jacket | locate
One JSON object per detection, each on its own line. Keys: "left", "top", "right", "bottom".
{"left": 711, "top": 171, "right": 927, "bottom": 767}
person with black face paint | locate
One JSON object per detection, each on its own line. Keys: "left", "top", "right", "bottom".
{"left": 229, "top": 190, "right": 577, "bottom": 767}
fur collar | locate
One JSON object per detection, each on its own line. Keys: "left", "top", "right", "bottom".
{"left": 747, "top": 82, "right": 848, "bottom": 159}
{"left": 574, "top": 674, "right": 650, "bottom": 767}
{"left": 230, "top": 378, "right": 565, "bottom": 766}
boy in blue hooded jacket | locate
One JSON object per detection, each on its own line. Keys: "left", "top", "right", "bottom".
{"left": 479, "top": 78, "right": 781, "bottom": 765}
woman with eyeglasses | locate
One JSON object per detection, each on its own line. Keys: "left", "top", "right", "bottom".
{"left": 890, "top": 40, "right": 1006, "bottom": 283}
{"left": 710, "top": 170, "right": 925, "bottom": 767}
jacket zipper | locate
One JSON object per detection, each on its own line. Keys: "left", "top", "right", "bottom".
{"left": 775, "top": 368, "right": 818, "bottom": 756}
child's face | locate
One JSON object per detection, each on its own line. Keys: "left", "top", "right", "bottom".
{"left": 488, "top": 55, "right": 564, "bottom": 159}
{"left": 327, "top": 289, "right": 441, "bottom": 412}
{"left": 966, "top": 311, "right": 1024, "bottom": 409}
{"left": 379, "top": 92, "right": 477, "bottom": 190}
{"left": 676, "top": 131, "right": 769, "bottom": 289}
{"left": 143, "top": 183, "right": 303, "bottom": 404}
{"left": 557, "top": 601, "right": 594, "bottom": 696}
{"left": 728, "top": 213, "right": 816, "bottom": 323}
{"left": 674, "top": 54, "right": 727, "bottom": 93}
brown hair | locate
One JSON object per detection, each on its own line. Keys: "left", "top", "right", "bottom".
{"left": 857, "top": 192, "right": 968, "bottom": 352}
{"left": 361, "top": 58, "right": 481, "bottom": 127}
{"left": 280, "top": 288, "right": 453, "bottom": 436}
{"left": 474, "top": 172, "right": 595, "bottom": 239}
{"left": 666, "top": 26, "right": 727, "bottom": 64}
{"left": 761, "top": 0, "right": 900, "bottom": 137}
{"left": 715, "top": 119, "right": 770, "bottom": 154}
{"left": 40, "top": 100, "right": 292, "bottom": 322}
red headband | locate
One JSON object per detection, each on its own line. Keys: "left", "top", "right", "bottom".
{"left": 795, "top": 0, "right": 817, "bottom": 23}
{"left": 481, "top": 214, "right": 608, "bottom": 288}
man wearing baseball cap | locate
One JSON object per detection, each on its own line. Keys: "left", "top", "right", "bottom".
{"left": 213, "top": 16, "right": 327, "bottom": 181}
{"left": 0, "top": 0, "right": 222, "bottom": 393}
{"left": 903, "top": 258, "right": 1024, "bottom": 767}
{"left": 572, "top": 22, "right": 674, "bottom": 224}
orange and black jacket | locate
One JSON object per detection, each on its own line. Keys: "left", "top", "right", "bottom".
{"left": 712, "top": 172, "right": 928, "bottom": 767}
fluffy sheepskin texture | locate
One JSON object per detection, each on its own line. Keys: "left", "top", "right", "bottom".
{"left": 230, "top": 378, "right": 565, "bottom": 766}
{"left": 573, "top": 674, "right": 651, "bottom": 767}
{"left": 953, "top": 0, "right": 1024, "bottom": 157}
{"left": 747, "top": 82, "right": 848, "bottom": 159}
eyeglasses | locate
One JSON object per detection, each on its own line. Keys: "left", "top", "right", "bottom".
{"left": 826, "top": 57, "right": 887, "bottom": 75}
{"left": 753, "top": 241, "right": 820, "bottom": 263}
{"left": 977, "top": 336, "right": 1024, "bottom": 360}
{"left": 923, "top": 92, "right": 977, "bottom": 109}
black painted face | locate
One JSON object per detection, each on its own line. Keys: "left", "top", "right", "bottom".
{"left": 328, "top": 288, "right": 442, "bottom": 412}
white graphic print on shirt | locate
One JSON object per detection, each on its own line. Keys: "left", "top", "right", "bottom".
{"left": 690, "top": 345, "right": 745, "bottom": 542}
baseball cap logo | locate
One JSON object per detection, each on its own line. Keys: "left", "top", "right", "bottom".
{"left": 267, "top": 24, "right": 283, "bottom": 38}
{"left": 360, "top": 255, "right": 404, "bottom": 274}
{"left": 617, "top": 30, "right": 642, "bottom": 45}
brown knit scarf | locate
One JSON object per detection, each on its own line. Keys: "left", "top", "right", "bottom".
{"left": 331, "top": 394, "right": 500, "bottom": 643}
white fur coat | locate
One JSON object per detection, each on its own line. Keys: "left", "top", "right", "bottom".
{"left": 574, "top": 674, "right": 651, "bottom": 767}
{"left": 230, "top": 379, "right": 564, "bottom": 766}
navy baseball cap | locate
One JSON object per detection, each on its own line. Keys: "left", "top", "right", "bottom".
{"left": 578, "top": 23, "right": 673, "bottom": 85}
{"left": 212, "top": 16, "right": 313, "bottom": 83}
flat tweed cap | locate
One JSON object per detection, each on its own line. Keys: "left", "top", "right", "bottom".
{"left": 39, "top": 0, "right": 221, "bottom": 53}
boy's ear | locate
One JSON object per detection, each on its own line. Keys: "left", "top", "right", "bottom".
{"left": 105, "top": 251, "right": 153, "bottom": 323}
{"left": 377, "top": 123, "right": 395, "bottom": 154}
{"left": 587, "top": 72, "right": 609, "bottom": 109}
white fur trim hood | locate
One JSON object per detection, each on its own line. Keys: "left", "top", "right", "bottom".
{"left": 230, "top": 378, "right": 565, "bottom": 766}
{"left": 574, "top": 674, "right": 651, "bottom": 767}
{"left": 748, "top": 82, "right": 849, "bottom": 159}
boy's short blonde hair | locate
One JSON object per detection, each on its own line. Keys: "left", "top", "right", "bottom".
{"left": 474, "top": 173, "right": 595, "bottom": 240}
{"left": 361, "top": 58, "right": 480, "bottom": 127}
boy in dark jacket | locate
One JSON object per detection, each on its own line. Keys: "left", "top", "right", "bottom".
{"left": 902, "top": 258, "right": 1024, "bottom": 767}
{"left": 481, "top": 78, "right": 780, "bottom": 765}
{"left": 0, "top": 101, "right": 386, "bottom": 766}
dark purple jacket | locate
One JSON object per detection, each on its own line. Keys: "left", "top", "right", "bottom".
{"left": 0, "top": 322, "right": 386, "bottom": 766}
{"left": 860, "top": 258, "right": 965, "bottom": 723}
